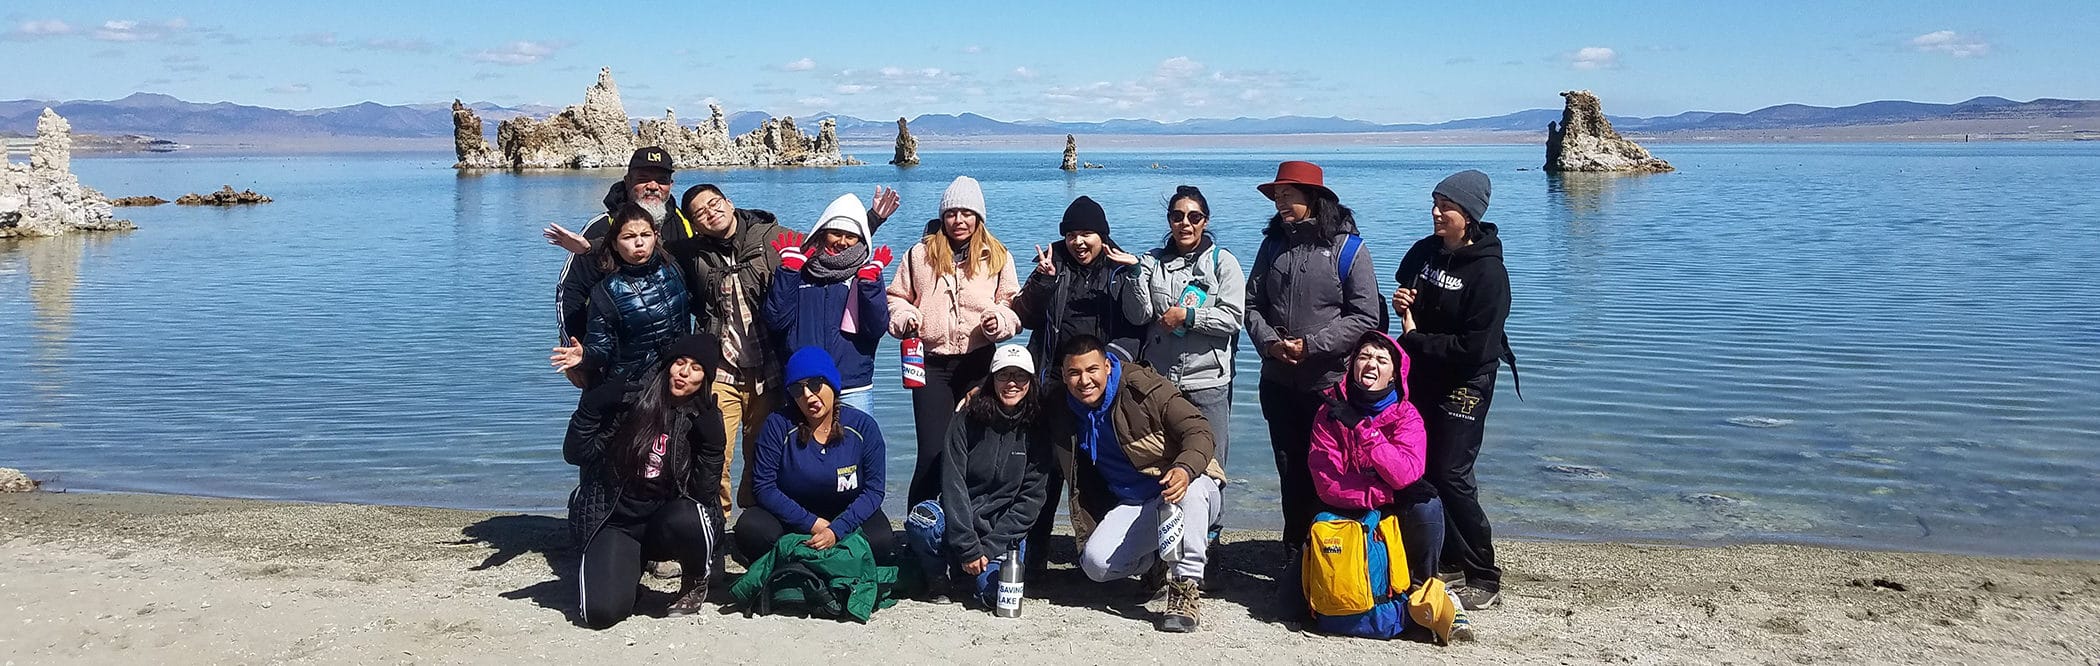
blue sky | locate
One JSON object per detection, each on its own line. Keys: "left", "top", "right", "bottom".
{"left": 3, "top": 1, "right": 2095, "bottom": 122}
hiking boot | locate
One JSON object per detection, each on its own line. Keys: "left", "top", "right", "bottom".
{"left": 648, "top": 560, "right": 683, "bottom": 580}
{"left": 1157, "top": 577, "right": 1202, "bottom": 633}
{"left": 1452, "top": 584, "right": 1500, "bottom": 611}
{"left": 667, "top": 575, "right": 708, "bottom": 616}
{"left": 1445, "top": 589, "right": 1476, "bottom": 642}
{"left": 1435, "top": 568, "right": 1467, "bottom": 586}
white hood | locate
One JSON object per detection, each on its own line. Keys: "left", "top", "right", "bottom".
{"left": 811, "top": 193, "right": 869, "bottom": 241}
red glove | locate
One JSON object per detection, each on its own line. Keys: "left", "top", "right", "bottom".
{"left": 773, "top": 231, "right": 808, "bottom": 272}
{"left": 858, "top": 246, "right": 892, "bottom": 282}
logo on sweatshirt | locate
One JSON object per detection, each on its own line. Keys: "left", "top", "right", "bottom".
{"left": 836, "top": 465, "right": 859, "bottom": 491}
{"left": 1417, "top": 265, "right": 1465, "bottom": 291}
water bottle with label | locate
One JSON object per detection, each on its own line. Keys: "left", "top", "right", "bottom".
{"left": 1173, "top": 284, "right": 1208, "bottom": 338}
{"left": 901, "top": 336, "right": 926, "bottom": 388}
{"left": 1157, "top": 503, "right": 1185, "bottom": 563}
{"left": 994, "top": 547, "right": 1024, "bottom": 618}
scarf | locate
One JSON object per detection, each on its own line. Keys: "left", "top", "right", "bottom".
{"left": 803, "top": 242, "right": 870, "bottom": 283}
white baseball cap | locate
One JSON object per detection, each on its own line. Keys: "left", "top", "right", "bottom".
{"left": 990, "top": 344, "right": 1034, "bottom": 376}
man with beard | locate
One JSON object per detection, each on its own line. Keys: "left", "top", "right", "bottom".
{"left": 546, "top": 147, "right": 680, "bottom": 389}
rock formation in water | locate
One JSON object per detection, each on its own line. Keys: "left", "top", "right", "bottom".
{"left": 0, "top": 109, "right": 135, "bottom": 238}
{"left": 0, "top": 468, "right": 37, "bottom": 493}
{"left": 1545, "top": 90, "right": 1674, "bottom": 173}
{"left": 110, "top": 195, "right": 170, "bottom": 206}
{"left": 453, "top": 68, "right": 859, "bottom": 169}
{"left": 176, "top": 186, "right": 272, "bottom": 206}
{"left": 890, "top": 118, "right": 919, "bottom": 166}
{"left": 1061, "top": 134, "right": 1079, "bottom": 171}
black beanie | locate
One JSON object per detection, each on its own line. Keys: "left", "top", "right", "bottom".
{"left": 1432, "top": 170, "right": 1492, "bottom": 224}
{"left": 664, "top": 334, "right": 720, "bottom": 370}
{"left": 1060, "top": 196, "right": 1110, "bottom": 237}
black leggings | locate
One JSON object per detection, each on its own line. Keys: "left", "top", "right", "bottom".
{"left": 906, "top": 346, "right": 994, "bottom": 505}
{"left": 1418, "top": 376, "right": 1501, "bottom": 592}
{"left": 733, "top": 505, "right": 898, "bottom": 566}
{"left": 1260, "top": 381, "right": 1325, "bottom": 546}
{"left": 578, "top": 497, "right": 718, "bottom": 629}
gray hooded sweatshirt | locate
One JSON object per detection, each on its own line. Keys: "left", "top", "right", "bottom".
{"left": 1120, "top": 233, "right": 1245, "bottom": 391}
{"left": 1244, "top": 207, "right": 1385, "bottom": 392}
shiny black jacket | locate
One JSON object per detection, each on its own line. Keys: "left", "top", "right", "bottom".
{"left": 583, "top": 255, "right": 692, "bottom": 384}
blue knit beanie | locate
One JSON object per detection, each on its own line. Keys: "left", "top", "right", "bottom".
{"left": 784, "top": 346, "right": 842, "bottom": 392}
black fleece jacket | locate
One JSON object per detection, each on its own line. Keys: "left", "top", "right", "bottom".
{"left": 1393, "top": 222, "right": 1511, "bottom": 387}
{"left": 938, "top": 406, "right": 1054, "bottom": 564}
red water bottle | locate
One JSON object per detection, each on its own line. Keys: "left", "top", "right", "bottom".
{"left": 901, "top": 337, "right": 927, "bottom": 388}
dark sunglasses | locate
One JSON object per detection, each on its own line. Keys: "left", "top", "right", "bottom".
{"left": 791, "top": 378, "right": 830, "bottom": 396}
{"left": 1169, "top": 210, "right": 1208, "bottom": 224}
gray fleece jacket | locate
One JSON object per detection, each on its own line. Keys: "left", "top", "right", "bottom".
{"left": 1120, "top": 233, "right": 1245, "bottom": 391}
{"left": 1244, "top": 208, "right": 1385, "bottom": 392}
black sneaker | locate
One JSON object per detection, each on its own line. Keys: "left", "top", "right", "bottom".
{"left": 1451, "top": 584, "right": 1500, "bottom": 611}
{"left": 1157, "top": 577, "right": 1202, "bottom": 633}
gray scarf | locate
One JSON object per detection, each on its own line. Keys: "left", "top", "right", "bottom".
{"left": 803, "top": 243, "right": 870, "bottom": 283}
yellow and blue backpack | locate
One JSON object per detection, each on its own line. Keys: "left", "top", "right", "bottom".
{"left": 1303, "top": 508, "right": 1411, "bottom": 638}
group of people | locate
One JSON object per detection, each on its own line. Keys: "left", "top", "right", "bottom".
{"left": 544, "top": 147, "right": 1514, "bottom": 642}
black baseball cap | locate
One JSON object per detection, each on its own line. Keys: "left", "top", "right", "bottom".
{"left": 627, "top": 146, "right": 674, "bottom": 172}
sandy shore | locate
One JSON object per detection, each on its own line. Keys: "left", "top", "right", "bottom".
{"left": 2, "top": 492, "right": 2095, "bottom": 665}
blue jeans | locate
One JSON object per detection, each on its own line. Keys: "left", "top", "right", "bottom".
{"left": 838, "top": 387, "right": 875, "bottom": 415}
{"left": 1392, "top": 492, "right": 1446, "bottom": 588}
{"left": 904, "top": 500, "right": 1025, "bottom": 606}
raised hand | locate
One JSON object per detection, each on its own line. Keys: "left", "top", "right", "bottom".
{"left": 870, "top": 186, "right": 900, "bottom": 221}
{"left": 773, "top": 231, "right": 809, "bottom": 271}
{"left": 859, "top": 245, "right": 893, "bottom": 282}
{"left": 543, "top": 223, "right": 589, "bottom": 254}
{"left": 1104, "top": 247, "right": 1139, "bottom": 266}
{"left": 1033, "top": 244, "right": 1056, "bottom": 277}
{"left": 551, "top": 337, "right": 584, "bottom": 372}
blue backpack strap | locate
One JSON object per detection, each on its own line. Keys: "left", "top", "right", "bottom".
{"left": 1337, "top": 234, "right": 1363, "bottom": 284}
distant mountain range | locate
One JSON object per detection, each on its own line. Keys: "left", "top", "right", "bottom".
{"left": 3, "top": 92, "right": 2097, "bottom": 141}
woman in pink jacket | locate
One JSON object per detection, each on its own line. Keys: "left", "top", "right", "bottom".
{"left": 1307, "top": 331, "right": 1445, "bottom": 590}
{"left": 888, "top": 175, "right": 1022, "bottom": 505}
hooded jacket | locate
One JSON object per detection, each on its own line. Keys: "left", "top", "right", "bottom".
{"left": 885, "top": 232, "right": 1022, "bottom": 356}
{"left": 556, "top": 181, "right": 661, "bottom": 344}
{"left": 1393, "top": 222, "right": 1510, "bottom": 388}
{"left": 1308, "top": 332, "right": 1431, "bottom": 511}
{"left": 1045, "top": 358, "right": 1225, "bottom": 542}
{"left": 1121, "top": 232, "right": 1245, "bottom": 391}
{"left": 938, "top": 403, "right": 1053, "bottom": 565}
{"left": 1012, "top": 239, "right": 1141, "bottom": 376}
{"left": 762, "top": 197, "right": 891, "bottom": 390}
{"left": 582, "top": 254, "right": 692, "bottom": 384}
{"left": 562, "top": 377, "right": 728, "bottom": 545}
{"left": 1245, "top": 207, "right": 1385, "bottom": 392}
{"left": 684, "top": 206, "right": 786, "bottom": 386}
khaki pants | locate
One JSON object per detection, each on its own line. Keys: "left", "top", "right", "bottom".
{"left": 710, "top": 375, "right": 774, "bottom": 515}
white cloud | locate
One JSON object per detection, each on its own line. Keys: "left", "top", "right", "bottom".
{"left": 1034, "top": 57, "right": 1319, "bottom": 120}
{"left": 1155, "top": 56, "right": 1204, "bottom": 80}
{"left": 266, "top": 83, "right": 312, "bottom": 94}
{"left": 1568, "top": 46, "right": 1619, "bottom": 70}
{"left": 1012, "top": 66, "right": 1037, "bottom": 80}
{"left": 834, "top": 84, "right": 872, "bottom": 94}
{"left": 92, "top": 18, "right": 188, "bottom": 42}
{"left": 362, "top": 37, "right": 436, "bottom": 53}
{"left": 292, "top": 32, "right": 338, "bottom": 46}
{"left": 4, "top": 19, "right": 73, "bottom": 39}
{"left": 470, "top": 40, "right": 564, "bottom": 65}
{"left": 1910, "top": 30, "right": 1990, "bottom": 58}
{"left": 784, "top": 57, "right": 816, "bottom": 71}
{"left": 797, "top": 96, "right": 833, "bottom": 107}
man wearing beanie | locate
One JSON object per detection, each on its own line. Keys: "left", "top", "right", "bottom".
{"left": 548, "top": 147, "right": 681, "bottom": 387}
{"left": 1010, "top": 194, "right": 1142, "bottom": 572}
{"left": 1392, "top": 169, "right": 1515, "bottom": 611}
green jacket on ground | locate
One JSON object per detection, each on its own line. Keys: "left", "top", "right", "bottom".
{"left": 731, "top": 531, "right": 898, "bottom": 623}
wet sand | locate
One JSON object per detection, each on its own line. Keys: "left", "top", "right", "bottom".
{"left": 2, "top": 492, "right": 2096, "bottom": 664}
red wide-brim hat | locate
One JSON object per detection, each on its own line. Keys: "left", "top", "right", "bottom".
{"left": 1257, "top": 160, "right": 1334, "bottom": 201}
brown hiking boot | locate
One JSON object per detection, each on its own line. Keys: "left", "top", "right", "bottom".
{"left": 667, "top": 575, "right": 708, "bottom": 616}
{"left": 1157, "top": 577, "right": 1202, "bottom": 633}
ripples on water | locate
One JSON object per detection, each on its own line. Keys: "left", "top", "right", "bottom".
{"left": 2, "top": 144, "right": 2096, "bottom": 558}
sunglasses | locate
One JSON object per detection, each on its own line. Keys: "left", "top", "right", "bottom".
{"left": 792, "top": 379, "right": 830, "bottom": 396}
{"left": 1169, "top": 210, "right": 1208, "bottom": 224}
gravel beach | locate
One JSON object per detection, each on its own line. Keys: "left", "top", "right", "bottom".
{"left": 2, "top": 492, "right": 2096, "bottom": 664}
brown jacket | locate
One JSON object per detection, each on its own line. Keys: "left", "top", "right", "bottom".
{"left": 1047, "top": 359, "right": 1226, "bottom": 542}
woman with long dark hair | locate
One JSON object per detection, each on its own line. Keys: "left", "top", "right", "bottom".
{"left": 551, "top": 202, "right": 692, "bottom": 387}
{"left": 902, "top": 344, "right": 1052, "bottom": 608}
{"left": 565, "top": 334, "right": 727, "bottom": 628}
{"left": 734, "top": 347, "right": 896, "bottom": 564}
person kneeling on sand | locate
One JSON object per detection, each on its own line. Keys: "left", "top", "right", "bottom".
{"left": 733, "top": 347, "right": 898, "bottom": 566}
{"left": 902, "top": 344, "right": 1053, "bottom": 609}
{"left": 564, "top": 334, "right": 727, "bottom": 628}
{"left": 1046, "top": 334, "right": 1225, "bottom": 632}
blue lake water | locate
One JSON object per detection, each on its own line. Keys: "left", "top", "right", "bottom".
{"left": 3, "top": 144, "right": 2098, "bottom": 558}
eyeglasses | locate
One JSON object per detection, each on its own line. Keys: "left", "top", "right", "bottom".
{"left": 1169, "top": 210, "right": 1208, "bottom": 224}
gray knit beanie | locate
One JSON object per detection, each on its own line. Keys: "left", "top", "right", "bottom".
{"left": 1432, "top": 170, "right": 1492, "bottom": 223}
{"left": 938, "top": 175, "right": 988, "bottom": 221}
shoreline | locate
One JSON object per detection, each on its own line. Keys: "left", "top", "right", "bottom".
{"left": 3, "top": 491, "right": 2095, "bottom": 664}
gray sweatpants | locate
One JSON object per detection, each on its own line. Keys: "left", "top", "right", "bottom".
{"left": 1079, "top": 476, "right": 1223, "bottom": 582}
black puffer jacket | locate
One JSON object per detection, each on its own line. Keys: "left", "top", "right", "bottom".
{"left": 583, "top": 255, "right": 692, "bottom": 384}
{"left": 557, "top": 182, "right": 651, "bottom": 344}
{"left": 564, "top": 379, "right": 727, "bottom": 545}
{"left": 1011, "top": 239, "right": 1142, "bottom": 376}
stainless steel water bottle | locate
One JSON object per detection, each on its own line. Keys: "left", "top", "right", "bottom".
{"left": 994, "top": 548, "right": 1024, "bottom": 618}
